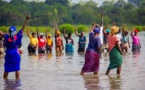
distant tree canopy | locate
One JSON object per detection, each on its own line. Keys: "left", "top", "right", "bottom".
{"left": 0, "top": 0, "right": 145, "bottom": 27}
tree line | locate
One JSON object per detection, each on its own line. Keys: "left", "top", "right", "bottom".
{"left": 0, "top": 0, "right": 145, "bottom": 28}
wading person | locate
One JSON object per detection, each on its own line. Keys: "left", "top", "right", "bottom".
{"left": 131, "top": 29, "right": 141, "bottom": 52}
{"left": 36, "top": 28, "right": 46, "bottom": 53}
{"left": 105, "top": 26, "right": 122, "bottom": 75}
{"left": 74, "top": 27, "right": 86, "bottom": 52}
{"left": 80, "top": 25, "right": 101, "bottom": 75}
{"left": 45, "top": 29, "right": 53, "bottom": 54}
{"left": 27, "top": 28, "right": 38, "bottom": 54}
{"left": 0, "top": 35, "right": 4, "bottom": 54}
{"left": 0, "top": 15, "right": 30, "bottom": 78}
{"left": 55, "top": 26, "right": 64, "bottom": 54}
{"left": 63, "top": 29, "right": 74, "bottom": 53}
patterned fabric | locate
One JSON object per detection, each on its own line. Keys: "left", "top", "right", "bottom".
{"left": 81, "top": 50, "right": 100, "bottom": 72}
{"left": 132, "top": 43, "right": 140, "bottom": 52}
{"left": 65, "top": 43, "right": 74, "bottom": 52}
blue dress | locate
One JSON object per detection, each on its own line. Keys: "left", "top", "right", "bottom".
{"left": 65, "top": 37, "right": 74, "bottom": 52}
{"left": 4, "top": 30, "right": 23, "bottom": 72}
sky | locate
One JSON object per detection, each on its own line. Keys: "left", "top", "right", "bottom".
{"left": 3, "top": 0, "right": 128, "bottom": 6}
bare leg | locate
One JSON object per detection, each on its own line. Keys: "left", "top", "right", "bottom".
{"left": 15, "top": 71, "right": 20, "bottom": 78}
{"left": 105, "top": 68, "right": 111, "bottom": 75}
{"left": 3, "top": 72, "right": 8, "bottom": 78}
{"left": 117, "top": 66, "right": 121, "bottom": 75}
{"left": 80, "top": 71, "right": 84, "bottom": 76}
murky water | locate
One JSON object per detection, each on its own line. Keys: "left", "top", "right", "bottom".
{"left": 0, "top": 32, "right": 145, "bottom": 90}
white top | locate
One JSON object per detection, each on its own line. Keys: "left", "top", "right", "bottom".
{"left": 99, "top": 26, "right": 103, "bottom": 45}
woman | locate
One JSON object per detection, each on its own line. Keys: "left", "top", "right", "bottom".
{"left": 27, "top": 28, "right": 38, "bottom": 54}
{"left": 55, "top": 26, "right": 64, "bottom": 54}
{"left": 63, "top": 29, "right": 74, "bottom": 53}
{"left": 105, "top": 26, "right": 122, "bottom": 75}
{"left": 131, "top": 29, "right": 141, "bottom": 52}
{"left": 74, "top": 27, "right": 86, "bottom": 52}
{"left": 36, "top": 28, "right": 46, "bottom": 53}
{"left": 45, "top": 29, "right": 53, "bottom": 54}
{"left": 122, "top": 31, "right": 130, "bottom": 52}
{"left": 0, "top": 15, "right": 30, "bottom": 78}
{"left": 80, "top": 25, "right": 101, "bottom": 75}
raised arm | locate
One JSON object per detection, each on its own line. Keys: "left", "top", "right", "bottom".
{"left": 91, "top": 23, "right": 95, "bottom": 32}
{"left": 55, "top": 25, "right": 58, "bottom": 38}
{"left": 36, "top": 28, "right": 39, "bottom": 38}
{"left": 45, "top": 28, "right": 48, "bottom": 39}
{"left": 0, "top": 31, "right": 4, "bottom": 37}
{"left": 74, "top": 27, "right": 80, "bottom": 37}
{"left": 122, "top": 24, "right": 125, "bottom": 36}
{"left": 131, "top": 29, "right": 134, "bottom": 36}
{"left": 103, "top": 25, "right": 108, "bottom": 34}
{"left": 21, "top": 15, "right": 30, "bottom": 32}
{"left": 63, "top": 29, "right": 66, "bottom": 38}
{"left": 101, "top": 14, "right": 103, "bottom": 26}
{"left": 27, "top": 27, "right": 30, "bottom": 37}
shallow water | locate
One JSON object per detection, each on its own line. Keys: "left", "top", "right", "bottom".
{"left": 0, "top": 32, "right": 145, "bottom": 90}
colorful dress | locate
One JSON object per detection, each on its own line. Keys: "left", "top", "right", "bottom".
{"left": 4, "top": 30, "right": 23, "bottom": 72}
{"left": 65, "top": 37, "right": 74, "bottom": 52}
{"left": 108, "top": 35, "right": 122, "bottom": 69}
{"left": 38, "top": 37, "right": 46, "bottom": 53}
{"left": 28, "top": 35, "right": 38, "bottom": 54}
{"left": 131, "top": 35, "right": 140, "bottom": 51}
{"left": 122, "top": 35, "right": 129, "bottom": 49}
{"left": 78, "top": 36, "right": 86, "bottom": 52}
{"left": 81, "top": 32, "right": 101, "bottom": 73}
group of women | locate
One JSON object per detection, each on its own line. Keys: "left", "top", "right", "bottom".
{"left": 80, "top": 22, "right": 141, "bottom": 75}
{"left": 0, "top": 15, "right": 142, "bottom": 79}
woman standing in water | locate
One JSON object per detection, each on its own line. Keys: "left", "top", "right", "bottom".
{"left": 55, "top": 26, "right": 64, "bottom": 54}
{"left": 45, "top": 29, "right": 53, "bottom": 54}
{"left": 27, "top": 28, "right": 38, "bottom": 54}
{"left": 74, "top": 27, "right": 86, "bottom": 52}
{"left": 36, "top": 28, "right": 46, "bottom": 53}
{"left": 0, "top": 15, "right": 30, "bottom": 78}
{"left": 131, "top": 29, "right": 141, "bottom": 52}
{"left": 63, "top": 30, "right": 74, "bottom": 53}
{"left": 80, "top": 24, "right": 101, "bottom": 75}
{"left": 105, "top": 26, "right": 122, "bottom": 75}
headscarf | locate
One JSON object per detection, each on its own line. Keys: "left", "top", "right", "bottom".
{"left": 48, "top": 34, "right": 51, "bottom": 37}
{"left": 93, "top": 27, "right": 100, "bottom": 34}
{"left": 134, "top": 29, "right": 138, "bottom": 33}
{"left": 106, "top": 29, "right": 110, "bottom": 33}
{"left": 9, "top": 26, "right": 16, "bottom": 40}
{"left": 57, "top": 31, "right": 61, "bottom": 35}
{"left": 110, "top": 26, "right": 119, "bottom": 36}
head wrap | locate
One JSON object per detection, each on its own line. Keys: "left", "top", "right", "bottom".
{"left": 9, "top": 26, "right": 16, "bottom": 39}
{"left": 40, "top": 33, "right": 44, "bottom": 36}
{"left": 57, "top": 31, "right": 61, "bottom": 35}
{"left": 134, "top": 29, "right": 138, "bottom": 33}
{"left": 106, "top": 29, "right": 110, "bottom": 33}
{"left": 48, "top": 34, "right": 51, "bottom": 37}
{"left": 93, "top": 27, "right": 100, "bottom": 34}
{"left": 110, "top": 26, "right": 119, "bottom": 36}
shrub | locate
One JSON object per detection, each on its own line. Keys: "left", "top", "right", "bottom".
{"left": 135, "top": 25, "right": 143, "bottom": 32}
{"left": 0, "top": 26, "right": 8, "bottom": 32}
{"left": 59, "top": 24, "right": 74, "bottom": 34}
{"left": 77, "top": 25, "right": 87, "bottom": 33}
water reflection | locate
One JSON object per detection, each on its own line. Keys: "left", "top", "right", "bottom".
{"left": 132, "top": 51, "right": 140, "bottom": 58}
{"left": 3, "top": 78, "right": 22, "bottom": 90}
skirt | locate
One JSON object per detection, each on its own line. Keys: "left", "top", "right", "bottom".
{"left": 81, "top": 50, "right": 100, "bottom": 72}
{"left": 4, "top": 49, "right": 21, "bottom": 72}
{"left": 132, "top": 43, "right": 140, "bottom": 52}
{"left": 65, "top": 43, "right": 74, "bottom": 52}
{"left": 108, "top": 46, "right": 122, "bottom": 69}
{"left": 38, "top": 46, "right": 45, "bottom": 53}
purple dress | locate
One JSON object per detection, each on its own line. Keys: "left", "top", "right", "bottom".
{"left": 4, "top": 30, "right": 23, "bottom": 72}
{"left": 81, "top": 32, "right": 101, "bottom": 72}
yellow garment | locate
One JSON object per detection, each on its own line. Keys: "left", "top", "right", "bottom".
{"left": 46, "top": 38, "right": 53, "bottom": 46}
{"left": 110, "top": 26, "right": 119, "bottom": 36}
{"left": 29, "top": 35, "right": 38, "bottom": 46}
{"left": 57, "top": 31, "right": 61, "bottom": 34}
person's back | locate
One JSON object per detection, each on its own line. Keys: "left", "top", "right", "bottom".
{"left": 108, "top": 35, "right": 119, "bottom": 52}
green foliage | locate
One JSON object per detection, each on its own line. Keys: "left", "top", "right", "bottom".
{"left": 135, "top": 25, "right": 143, "bottom": 32}
{"left": 77, "top": 25, "right": 87, "bottom": 33}
{"left": 0, "top": 26, "right": 8, "bottom": 32}
{"left": 59, "top": 24, "right": 74, "bottom": 34}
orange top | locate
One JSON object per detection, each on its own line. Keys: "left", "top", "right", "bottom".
{"left": 108, "top": 35, "right": 119, "bottom": 52}
{"left": 56, "top": 37, "right": 62, "bottom": 46}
